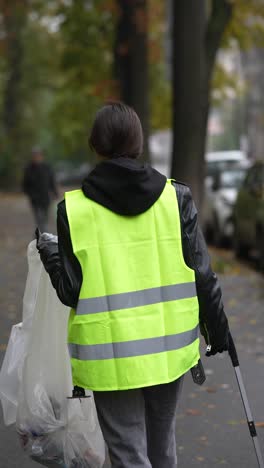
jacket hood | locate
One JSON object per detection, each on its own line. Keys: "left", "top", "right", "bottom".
{"left": 82, "top": 157, "right": 167, "bottom": 215}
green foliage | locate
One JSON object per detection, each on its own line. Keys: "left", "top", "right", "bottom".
{"left": 49, "top": 0, "right": 116, "bottom": 161}
{"left": 19, "top": 15, "right": 59, "bottom": 149}
{"left": 150, "top": 62, "right": 171, "bottom": 130}
{"left": 148, "top": 0, "right": 171, "bottom": 131}
{"left": 209, "top": 0, "right": 264, "bottom": 156}
{"left": 224, "top": 0, "right": 264, "bottom": 49}
{"left": 1, "top": 0, "right": 264, "bottom": 186}
{"left": 208, "top": 0, "right": 264, "bottom": 102}
{"left": 212, "top": 60, "right": 245, "bottom": 103}
{"left": 0, "top": 0, "right": 172, "bottom": 183}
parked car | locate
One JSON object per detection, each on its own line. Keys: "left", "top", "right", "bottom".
{"left": 233, "top": 161, "right": 264, "bottom": 270}
{"left": 203, "top": 166, "right": 248, "bottom": 245}
{"left": 205, "top": 150, "right": 248, "bottom": 177}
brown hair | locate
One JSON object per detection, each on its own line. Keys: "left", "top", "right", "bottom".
{"left": 89, "top": 101, "right": 143, "bottom": 159}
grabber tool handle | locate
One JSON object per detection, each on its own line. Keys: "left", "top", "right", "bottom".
{"left": 228, "top": 332, "right": 239, "bottom": 367}
{"left": 228, "top": 332, "right": 264, "bottom": 468}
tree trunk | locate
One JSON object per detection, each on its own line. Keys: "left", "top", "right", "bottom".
{"left": 171, "top": 0, "right": 233, "bottom": 211}
{"left": 171, "top": 0, "right": 207, "bottom": 210}
{"left": 1, "top": 1, "right": 28, "bottom": 186}
{"left": 114, "top": 0, "right": 150, "bottom": 160}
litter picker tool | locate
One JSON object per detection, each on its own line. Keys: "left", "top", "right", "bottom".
{"left": 228, "top": 332, "right": 264, "bottom": 468}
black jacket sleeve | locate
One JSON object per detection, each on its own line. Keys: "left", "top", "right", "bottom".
{"left": 173, "top": 181, "right": 229, "bottom": 351}
{"left": 39, "top": 200, "right": 82, "bottom": 308}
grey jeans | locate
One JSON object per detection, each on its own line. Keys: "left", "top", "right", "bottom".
{"left": 94, "top": 377, "right": 184, "bottom": 468}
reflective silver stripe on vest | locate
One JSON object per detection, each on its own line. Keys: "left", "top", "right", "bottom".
{"left": 76, "top": 282, "right": 197, "bottom": 315}
{"left": 68, "top": 325, "right": 199, "bottom": 361}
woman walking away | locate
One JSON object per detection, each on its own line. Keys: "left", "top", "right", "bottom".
{"left": 36, "top": 101, "right": 229, "bottom": 468}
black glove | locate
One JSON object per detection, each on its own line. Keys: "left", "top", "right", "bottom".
{"left": 35, "top": 228, "right": 58, "bottom": 267}
{"left": 205, "top": 331, "right": 230, "bottom": 357}
{"left": 72, "top": 386, "right": 86, "bottom": 398}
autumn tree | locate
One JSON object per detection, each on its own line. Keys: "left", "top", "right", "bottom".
{"left": 0, "top": 0, "right": 170, "bottom": 185}
{"left": 51, "top": 0, "right": 115, "bottom": 161}
{"left": 171, "top": 0, "right": 233, "bottom": 209}
{"left": 0, "top": 0, "right": 28, "bottom": 185}
{"left": 114, "top": 0, "right": 149, "bottom": 159}
{"left": 148, "top": 0, "right": 171, "bottom": 131}
{"left": 171, "top": 0, "right": 264, "bottom": 210}
{"left": 0, "top": 0, "right": 61, "bottom": 186}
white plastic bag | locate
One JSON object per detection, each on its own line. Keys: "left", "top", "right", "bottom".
{"left": 1, "top": 238, "right": 105, "bottom": 467}
{"left": 17, "top": 394, "right": 105, "bottom": 468}
{"left": 0, "top": 240, "right": 42, "bottom": 425}
{"left": 0, "top": 323, "right": 24, "bottom": 425}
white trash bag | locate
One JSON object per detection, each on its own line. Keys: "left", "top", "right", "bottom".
{"left": 0, "top": 322, "right": 25, "bottom": 425}
{"left": 0, "top": 240, "right": 43, "bottom": 425}
{"left": 17, "top": 389, "right": 105, "bottom": 468}
{"left": 1, "top": 238, "right": 105, "bottom": 467}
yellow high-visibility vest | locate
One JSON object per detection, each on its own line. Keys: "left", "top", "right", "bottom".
{"left": 65, "top": 180, "right": 200, "bottom": 391}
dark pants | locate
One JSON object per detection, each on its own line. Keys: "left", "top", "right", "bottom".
{"left": 94, "top": 377, "right": 184, "bottom": 468}
{"left": 31, "top": 201, "right": 49, "bottom": 233}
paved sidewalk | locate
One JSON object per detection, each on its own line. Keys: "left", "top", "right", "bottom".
{"left": 0, "top": 194, "right": 264, "bottom": 467}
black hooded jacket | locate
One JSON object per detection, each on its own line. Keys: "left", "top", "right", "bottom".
{"left": 40, "top": 157, "right": 229, "bottom": 353}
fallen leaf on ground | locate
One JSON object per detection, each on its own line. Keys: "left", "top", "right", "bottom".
{"left": 198, "top": 436, "right": 209, "bottom": 445}
{"left": 205, "top": 386, "right": 217, "bottom": 393}
{"left": 186, "top": 408, "right": 202, "bottom": 416}
{"left": 256, "top": 357, "right": 264, "bottom": 364}
{"left": 229, "top": 316, "right": 238, "bottom": 324}
{"left": 219, "top": 383, "right": 230, "bottom": 389}
{"left": 255, "top": 422, "right": 264, "bottom": 428}
{"left": 227, "top": 298, "right": 238, "bottom": 308}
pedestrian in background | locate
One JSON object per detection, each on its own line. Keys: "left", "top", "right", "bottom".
{"left": 22, "top": 147, "right": 58, "bottom": 233}
{"left": 36, "top": 102, "right": 229, "bottom": 468}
